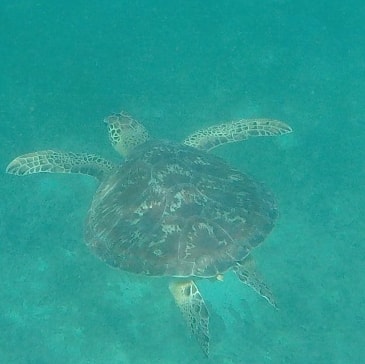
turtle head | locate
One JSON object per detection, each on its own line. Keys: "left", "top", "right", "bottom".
{"left": 104, "top": 112, "right": 149, "bottom": 157}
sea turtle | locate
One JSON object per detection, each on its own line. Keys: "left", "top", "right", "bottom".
{"left": 6, "top": 111, "right": 292, "bottom": 356}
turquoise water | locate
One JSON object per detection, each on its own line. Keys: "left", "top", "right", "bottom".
{"left": 1, "top": 1, "right": 364, "bottom": 363}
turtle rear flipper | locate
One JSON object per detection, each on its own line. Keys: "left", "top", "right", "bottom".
{"left": 234, "top": 256, "right": 277, "bottom": 308}
{"left": 6, "top": 150, "right": 115, "bottom": 181}
{"left": 169, "top": 281, "right": 210, "bottom": 356}
{"left": 183, "top": 118, "right": 292, "bottom": 152}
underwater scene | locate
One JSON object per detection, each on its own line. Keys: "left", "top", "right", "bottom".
{"left": 1, "top": 1, "right": 364, "bottom": 363}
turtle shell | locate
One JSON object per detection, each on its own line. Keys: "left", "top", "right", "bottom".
{"left": 85, "top": 139, "right": 277, "bottom": 278}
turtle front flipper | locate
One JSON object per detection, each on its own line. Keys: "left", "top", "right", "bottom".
{"left": 234, "top": 256, "right": 277, "bottom": 308}
{"left": 183, "top": 118, "right": 292, "bottom": 152}
{"left": 169, "top": 281, "right": 210, "bottom": 356}
{"left": 6, "top": 150, "right": 115, "bottom": 181}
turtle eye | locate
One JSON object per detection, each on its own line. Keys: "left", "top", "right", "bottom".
{"left": 183, "top": 285, "right": 191, "bottom": 296}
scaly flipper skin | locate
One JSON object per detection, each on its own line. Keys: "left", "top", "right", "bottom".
{"left": 169, "top": 281, "right": 210, "bottom": 356}
{"left": 6, "top": 150, "right": 115, "bottom": 181}
{"left": 183, "top": 118, "right": 292, "bottom": 151}
{"left": 234, "top": 256, "right": 277, "bottom": 308}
